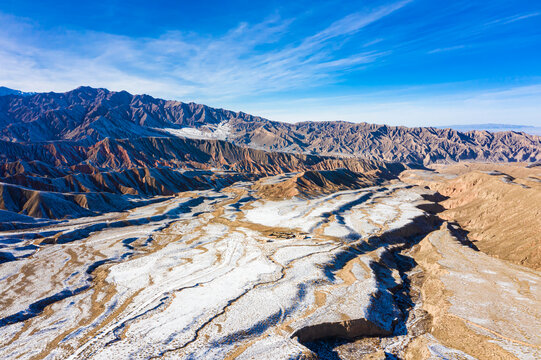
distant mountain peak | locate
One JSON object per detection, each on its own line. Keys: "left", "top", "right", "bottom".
{"left": 437, "top": 123, "right": 541, "bottom": 136}
{"left": 0, "top": 86, "right": 35, "bottom": 97}
{"left": 71, "top": 85, "right": 110, "bottom": 93}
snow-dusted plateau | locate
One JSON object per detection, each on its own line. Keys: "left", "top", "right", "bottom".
{"left": 1, "top": 170, "right": 540, "bottom": 359}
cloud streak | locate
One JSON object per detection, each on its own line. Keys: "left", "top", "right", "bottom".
{"left": 0, "top": 1, "right": 540, "bottom": 126}
{"left": 0, "top": 1, "right": 409, "bottom": 101}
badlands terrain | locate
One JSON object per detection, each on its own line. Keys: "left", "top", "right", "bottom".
{"left": 1, "top": 87, "right": 541, "bottom": 359}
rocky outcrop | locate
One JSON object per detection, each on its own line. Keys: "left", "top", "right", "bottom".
{"left": 292, "top": 318, "right": 392, "bottom": 343}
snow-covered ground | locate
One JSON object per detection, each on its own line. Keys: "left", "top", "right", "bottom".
{"left": 156, "top": 122, "right": 231, "bottom": 141}
{"left": 427, "top": 227, "right": 541, "bottom": 359}
{"left": 1, "top": 178, "right": 539, "bottom": 359}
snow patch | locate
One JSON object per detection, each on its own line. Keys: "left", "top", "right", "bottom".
{"left": 156, "top": 122, "right": 231, "bottom": 141}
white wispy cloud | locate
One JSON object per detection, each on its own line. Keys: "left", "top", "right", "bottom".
{"left": 307, "top": 0, "right": 412, "bottom": 43}
{"left": 0, "top": 1, "right": 410, "bottom": 101}
{"left": 485, "top": 11, "right": 541, "bottom": 26}
{"left": 1, "top": 2, "right": 539, "bottom": 127}
{"left": 427, "top": 45, "right": 467, "bottom": 54}
{"left": 504, "top": 12, "right": 541, "bottom": 24}
{"left": 240, "top": 83, "right": 541, "bottom": 126}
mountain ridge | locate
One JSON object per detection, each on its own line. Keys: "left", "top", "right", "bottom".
{"left": 438, "top": 123, "right": 541, "bottom": 135}
{"left": 0, "top": 86, "right": 35, "bottom": 97}
{"left": 0, "top": 134, "right": 401, "bottom": 221}
{"left": 0, "top": 86, "right": 540, "bottom": 166}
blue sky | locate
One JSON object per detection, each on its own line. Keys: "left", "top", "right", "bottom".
{"left": 1, "top": 0, "right": 540, "bottom": 126}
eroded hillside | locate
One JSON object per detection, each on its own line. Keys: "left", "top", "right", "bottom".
{"left": 1, "top": 166, "right": 540, "bottom": 359}
{"left": 1, "top": 87, "right": 540, "bottom": 360}
{"left": 402, "top": 163, "right": 541, "bottom": 270}
{"left": 0, "top": 135, "right": 400, "bottom": 224}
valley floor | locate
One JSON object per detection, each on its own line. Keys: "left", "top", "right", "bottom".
{"left": 0, "top": 171, "right": 540, "bottom": 359}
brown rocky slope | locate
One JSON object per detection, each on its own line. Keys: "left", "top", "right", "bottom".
{"left": 402, "top": 164, "right": 541, "bottom": 270}
{"left": 0, "top": 137, "right": 402, "bottom": 220}
{"left": 253, "top": 168, "right": 383, "bottom": 200}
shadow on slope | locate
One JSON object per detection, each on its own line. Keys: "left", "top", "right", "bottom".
{"left": 296, "top": 192, "right": 479, "bottom": 359}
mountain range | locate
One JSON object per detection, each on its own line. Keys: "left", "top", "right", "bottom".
{"left": 2, "top": 86, "right": 541, "bottom": 359}
{"left": 0, "top": 86, "right": 34, "bottom": 97}
{"left": 0, "top": 86, "right": 540, "bottom": 221}
{"left": 1, "top": 86, "right": 539, "bottom": 165}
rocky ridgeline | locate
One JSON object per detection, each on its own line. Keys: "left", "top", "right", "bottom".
{"left": 0, "top": 86, "right": 539, "bottom": 165}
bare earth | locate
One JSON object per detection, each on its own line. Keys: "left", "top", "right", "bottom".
{"left": 401, "top": 163, "right": 541, "bottom": 270}
{"left": 0, "top": 164, "right": 540, "bottom": 359}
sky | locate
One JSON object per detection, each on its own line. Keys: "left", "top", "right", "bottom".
{"left": 0, "top": 0, "right": 540, "bottom": 126}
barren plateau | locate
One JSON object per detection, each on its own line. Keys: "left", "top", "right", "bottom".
{"left": 1, "top": 165, "right": 540, "bottom": 359}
